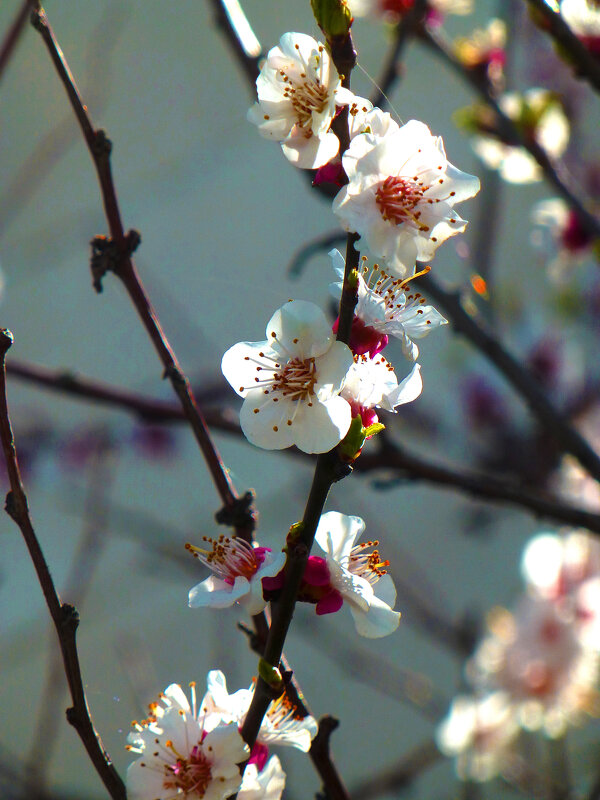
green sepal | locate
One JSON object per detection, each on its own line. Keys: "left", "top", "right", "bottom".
{"left": 286, "top": 521, "right": 305, "bottom": 549}
{"left": 338, "top": 415, "right": 367, "bottom": 462}
{"left": 258, "top": 658, "right": 284, "bottom": 690}
{"left": 311, "top": 0, "right": 352, "bottom": 39}
{"left": 363, "top": 422, "right": 385, "bottom": 438}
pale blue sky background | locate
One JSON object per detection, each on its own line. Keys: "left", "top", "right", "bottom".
{"left": 1, "top": 1, "right": 598, "bottom": 798}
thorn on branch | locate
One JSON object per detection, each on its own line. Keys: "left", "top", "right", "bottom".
{"left": 90, "top": 230, "right": 141, "bottom": 293}
{"left": 215, "top": 490, "right": 257, "bottom": 532}
{"left": 65, "top": 705, "right": 78, "bottom": 727}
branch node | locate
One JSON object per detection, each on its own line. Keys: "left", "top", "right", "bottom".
{"left": 60, "top": 602, "right": 80, "bottom": 633}
{"left": 5, "top": 489, "right": 25, "bottom": 521}
{"left": 0, "top": 328, "right": 14, "bottom": 354}
{"left": 65, "top": 705, "right": 78, "bottom": 727}
{"left": 215, "top": 490, "right": 257, "bottom": 532}
{"left": 93, "top": 128, "right": 113, "bottom": 158}
{"left": 30, "top": 8, "right": 46, "bottom": 33}
{"left": 90, "top": 231, "right": 140, "bottom": 292}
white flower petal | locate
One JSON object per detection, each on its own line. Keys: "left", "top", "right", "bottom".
{"left": 188, "top": 575, "right": 251, "bottom": 608}
{"left": 266, "top": 300, "right": 333, "bottom": 358}
{"left": 349, "top": 593, "right": 401, "bottom": 638}
{"left": 316, "top": 511, "right": 365, "bottom": 561}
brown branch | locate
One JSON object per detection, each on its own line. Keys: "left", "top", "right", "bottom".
{"left": 349, "top": 738, "right": 442, "bottom": 800}
{"left": 420, "top": 26, "right": 600, "bottom": 240}
{"left": 524, "top": 0, "right": 600, "bottom": 93}
{"left": 10, "top": 358, "right": 600, "bottom": 534}
{"left": 0, "top": 0, "right": 30, "bottom": 81}
{"left": 0, "top": 329, "right": 125, "bottom": 800}
{"left": 205, "top": 0, "right": 261, "bottom": 84}
{"left": 356, "top": 440, "right": 600, "bottom": 536}
{"left": 30, "top": 5, "right": 255, "bottom": 538}
{"left": 419, "top": 273, "right": 600, "bottom": 487}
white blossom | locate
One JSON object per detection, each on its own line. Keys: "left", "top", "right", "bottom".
{"left": 126, "top": 682, "right": 249, "bottom": 800}
{"left": 341, "top": 354, "right": 422, "bottom": 421}
{"left": 247, "top": 32, "right": 354, "bottom": 169}
{"left": 203, "top": 670, "right": 318, "bottom": 753}
{"left": 222, "top": 300, "right": 353, "bottom": 453}
{"left": 314, "top": 511, "right": 401, "bottom": 637}
{"left": 472, "top": 89, "right": 569, "bottom": 184}
{"left": 239, "top": 756, "right": 286, "bottom": 800}
{"left": 329, "top": 249, "right": 447, "bottom": 360}
{"left": 187, "top": 536, "right": 286, "bottom": 615}
{"left": 436, "top": 692, "right": 520, "bottom": 782}
{"left": 333, "top": 120, "right": 480, "bottom": 276}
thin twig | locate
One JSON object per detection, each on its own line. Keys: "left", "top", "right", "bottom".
{"left": 27, "top": 439, "right": 116, "bottom": 789}
{"left": 10, "top": 358, "right": 600, "bottom": 534}
{"left": 369, "top": 0, "right": 427, "bottom": 109}
{"left": 30, "top": 6, "right": 253, "bottom": 536}
{"left": 418, "top": 273, "right": 600, "bottom": 486}
{"left": 524, "top": 0, "right": 600, "bottom": 93}
{"left": 0, "top": 0, "right": 31, "bottom": 81}
{"left": 420, "top": 26, "right": 600, "bottom": 240}
{"left": 356, "top": 440, "right": 600, "bottom": 535}
{"left": 0, "top": 329, "right": 125, "bottom": 800}
{"left": 205, "top": 0, "right": 261, "bottom": 84}
{"left": 349, "top": 738, "right": 442, "bottom": 800}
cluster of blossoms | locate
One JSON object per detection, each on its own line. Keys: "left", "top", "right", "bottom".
{"left": 126, "top": 671, "right": 318, "bottom": 799}
{"left": 436, "top": 529, "right": 600, "bottom": 782}
{"left": 236, "top": 30, "right": 478, "bottom": 457}
{"left": 186, "top": 511, "right": 401, "bottom": 638}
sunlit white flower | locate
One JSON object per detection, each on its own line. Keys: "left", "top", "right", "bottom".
{"left": 239, "top": 755, "right": 286, "bottom": 800}
{"left": 222, "top": 300, "right": 353, "bottom": 453}
{"left": 470, "top": 596, "right": 600, "bottom": 736}
{"left": 341, "top": 354, "right": 422, "bottom": 426}
{"left": 521, "top": 530, "right": 600, "bottom": 601}
{"left": 333, "top": 119, "right": 480, "bottom": 275}
{"left": 126, "top": 682, "right": 249, "bottom": 800}
{"left": 203, "top": 670, "right": 318, "bottom": 753}
{"left": 436, "top": 692, "right": 520, "bottom": 782}
{"left": 247, "top": 32, "right": 353, "bottom": 169}
{"left": 187, "top": 536, "right": 286, "bottom": 614}
{"left": 329, "top": 249, "right": 447, "bottom": 360}
{"left": 472, "top": 89, "right": 569, "bottom": 184}
{"left": 314, "top": 511, "right": 401, "bottom": 637}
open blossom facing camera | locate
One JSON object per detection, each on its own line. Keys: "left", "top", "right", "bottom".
{"left": 247, "top": 32, "right": 353, "bottom": 169}
{"left": 333, "top": 120, "right": 480, "bottom": 275}
{"left": 329, "top": 249, "right": 447, "bottom": 360}
{"left": 187, "top": 535, "right": 286, "bottom": 614}
{"left": 222, "top": 300, "right": 353, "bottom": 453}
{"left": 313, "top": 511, "right": 401, "bottom": 637}
{"left": 126, "top": 683, "right": 249, "bottom": 800}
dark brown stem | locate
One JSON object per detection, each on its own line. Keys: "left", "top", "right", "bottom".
{"left": 30, "top": 6, "right": 254, "bottom": 536}
{"left": 349, "top": 738, "right": 442, "bottom": 799}
{"left": 0, "top": 0, "right": 31, "bottom": 81}
{"left": 0, "top": 329, "right": 125, "bottom": 800}
{"left": 206, "top": 0, "right": 261, "bottom": 84}
{"left": 10, "top": 358, "right": 600, "bottom": 534}
{"left": 524, "top": 0, "right": 600, "bottom": 93}
{"left": 369, "top": 0, "right": 427, "bottom": 108}
{"left": 420, "top": 273, "right": 600, "bottom": 486}
{"left": 356, "top": 440, "right": 600, "bottom": 536}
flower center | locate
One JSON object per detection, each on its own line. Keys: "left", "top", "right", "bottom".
{"left": 272, "top": 357, "right": 318, "bottom": 401}
{"left": 185, "top": 535, "right": 266, "bottom": 584}
{"left": 348, "top": 540, "right": 390, "bottom": 584}
{"left": 375, "top": 175, "right": 429, "bottom": 230}
{"left": 280, "top": 44, "right": 329, "bottom": 135}
{"left": 163, "top": 740, "right": 212, "bottom": 798}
